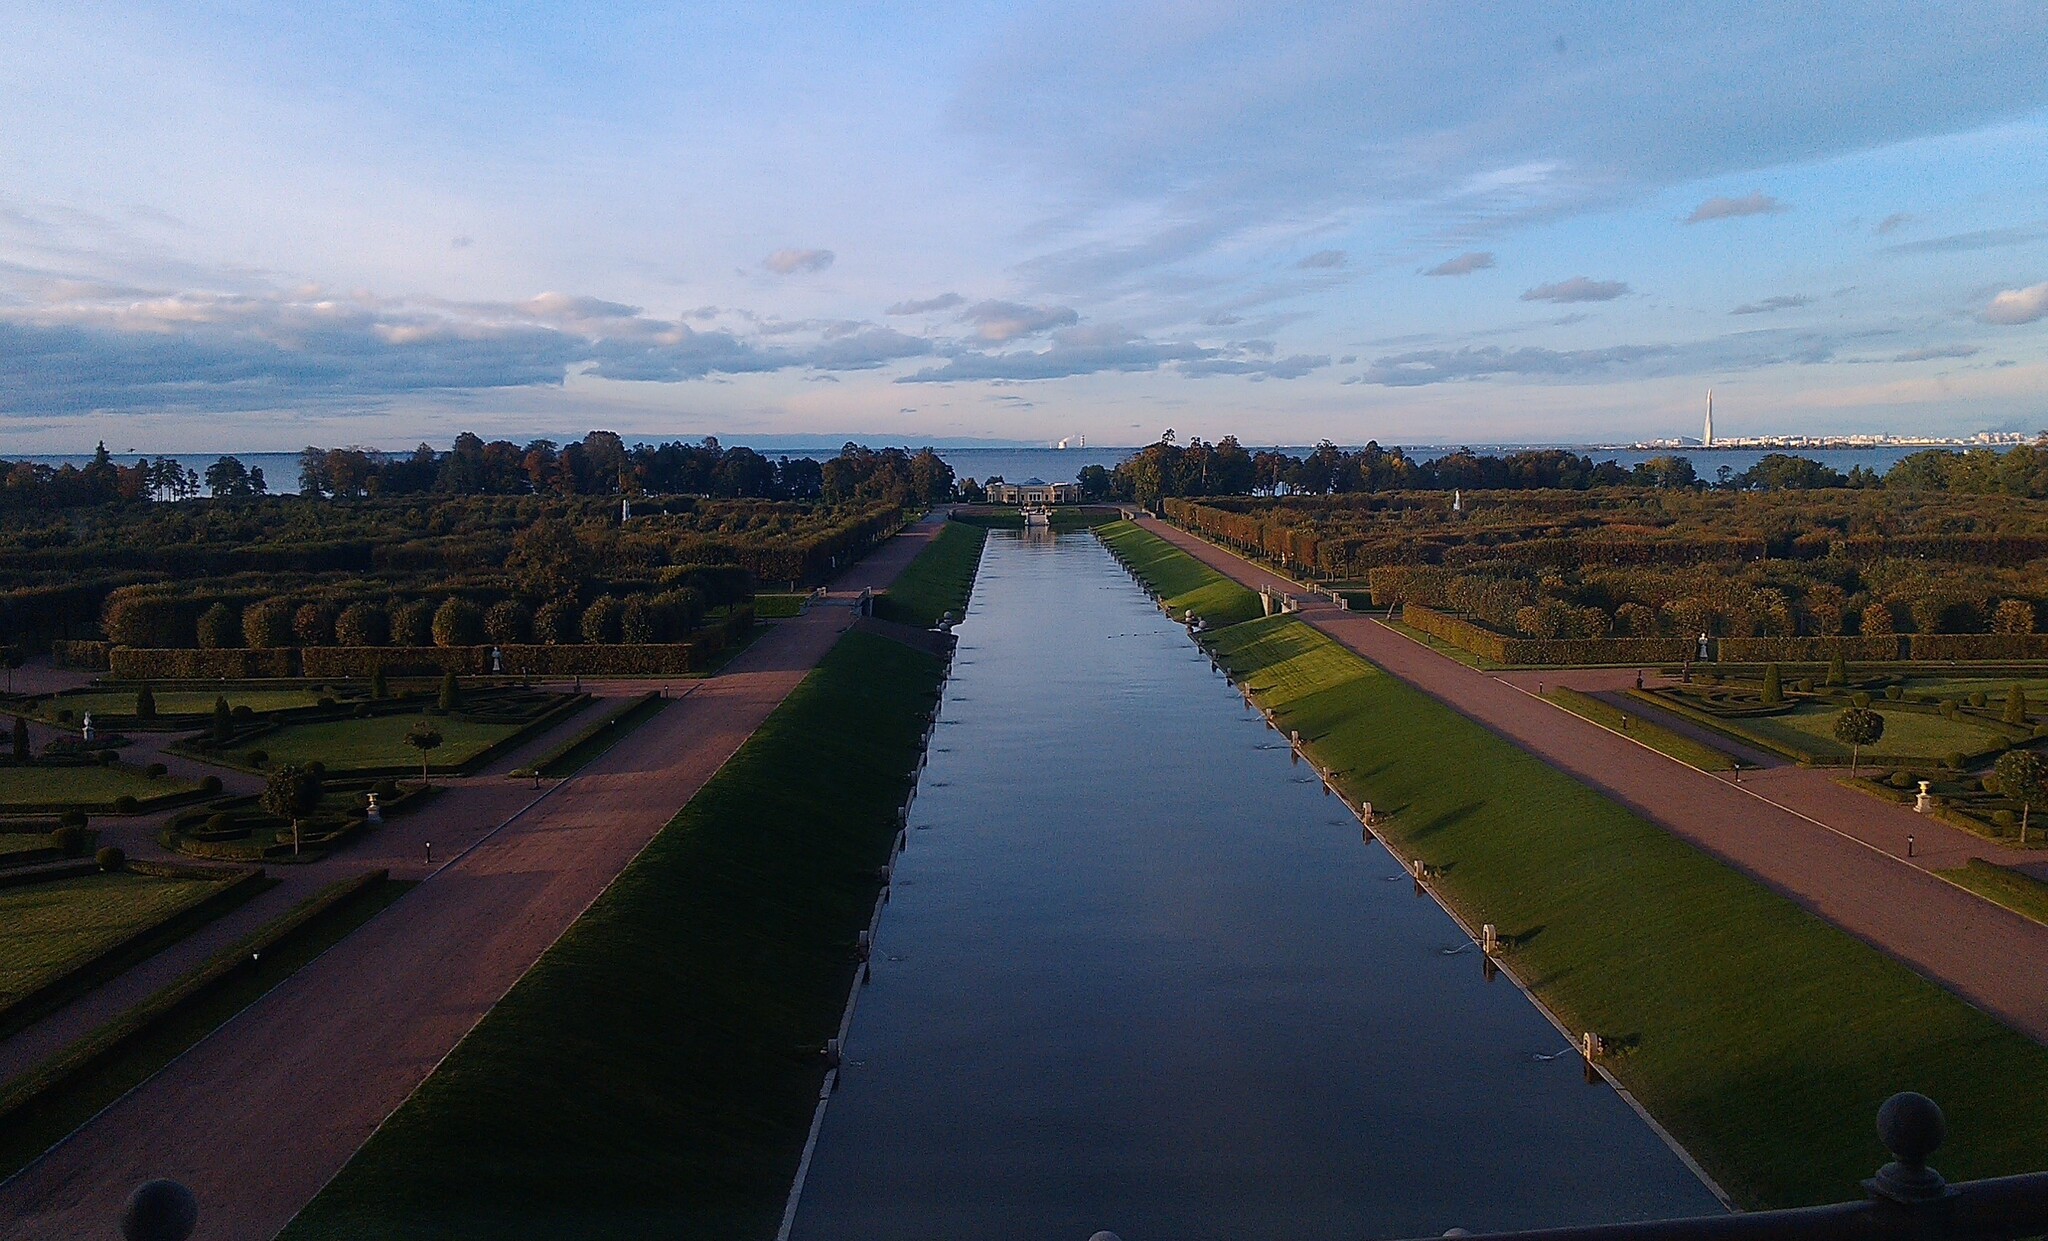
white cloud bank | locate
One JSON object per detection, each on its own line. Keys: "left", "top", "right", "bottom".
{"left": 1981, "top": 282, "right": 2048, "bottom": 325}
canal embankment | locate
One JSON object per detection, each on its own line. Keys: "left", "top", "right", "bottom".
{"left": 1097, "top": 519, "right": 2048, "bottom": 1211}
{"left": 283, "top": 531, "right": 984, "bottom": 1240}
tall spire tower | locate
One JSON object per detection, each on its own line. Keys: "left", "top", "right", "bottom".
{"left": 1703, "top": 389, "right": 1715, "bottom": 447}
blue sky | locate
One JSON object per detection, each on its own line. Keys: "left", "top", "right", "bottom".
{"left": 2, "top": 1, "right": 2045, "bottom": 451}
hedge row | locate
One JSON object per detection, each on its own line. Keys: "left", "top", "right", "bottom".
{"left": 111, "top": 614, "right": 751, "bottom": 681}
{"left": 1718, "top": 636, "right": 1907, "bottom": 661}
{"left": 50, "top": 640, "right": 111, "bottom": 670}
{"left": 1906, "top": 634, "right": 2048, "bottom": 661}
{"left": 1403, "top": 604, "right": 1693, "bottom": 665}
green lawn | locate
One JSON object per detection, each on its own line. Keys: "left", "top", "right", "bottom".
{"left": 1901, "top": 676, "right": 2048, "bottom": 700}
{"left": 874, "top": 519, "right": 988, "bottom": 627}
{"left": 753, "top": 593, "right": 808, "bottom": 619}
{"left": 0, "top": 831, "right": 55, "bottom": 853}
{"left": 228, "top": 712, "right": 526, "bottom": 776}
{"left": 1098, "top": 524, "right": 2048, "bottom": 1209}
{"left": 0, "top": 874, "right": 232, "bottom": 1011}
{"left": 1735, "top": 701, "right": 2008, "bottom": 761}
{"left": 287, "top": 632, "right": 948, "bottom": 1239}
{"left": 1097, "top": 520, "right": 1266, "bottom": 627}
{"left": 1545, "top": 687, "right": 1738, "bottom": 771}
{"left": 1939, "top": 860, "right": 2048, "bottom": 926}
{"left": 0, "top": 764, "right": 200, "bottom": 811}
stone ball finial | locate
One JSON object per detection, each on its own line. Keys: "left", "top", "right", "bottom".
{"left": 1088, "top": 1233, "right": 1123, "bottom": 1241}
{"left": 121, "top": 1179, "right": 198, "bottom": 1241}
{"left": 1878, "top": 1091, "right": 1946, "bottom": 1165}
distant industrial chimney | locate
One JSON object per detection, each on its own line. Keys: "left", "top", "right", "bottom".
{"left": 1704, "top": 389, "right": 1715, "bottom": 447}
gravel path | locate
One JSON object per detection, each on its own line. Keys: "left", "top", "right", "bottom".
{"left": 0, "top": 514, "right": 948, "bottom": 1240}
{"left": 1136, "top": 516, "right": 2048, "bottom": 1044}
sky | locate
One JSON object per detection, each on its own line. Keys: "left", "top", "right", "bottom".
{"left": 2, "top": 1, "right": 2046, "bottom": 452}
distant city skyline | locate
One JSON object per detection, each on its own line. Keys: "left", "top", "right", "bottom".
{"left": 3, "top": 4, "right": 2046, "bottom": 453}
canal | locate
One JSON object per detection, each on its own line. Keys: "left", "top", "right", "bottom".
{"left": 792, "top": 529, "right": 1719, "bottom": 1239}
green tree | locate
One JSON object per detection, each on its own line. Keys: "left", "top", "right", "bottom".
{"left": 195, "top": 602, "right": 238, "bottom": 650}
{"left": 1994, "top": 749, "right": 2046, "bottom": 844}
{"left": 369, "top": 664, "right": 388, "bottom": 700}
{"left": 12, "top": 714, "right": 29, "bottom": 762}
{"left": 211, "top": 695, "right": 233, "bottom": 745}
{"left": 432, "top": 597, "right": 484, "bottom": 648}
{"left": 243, "top": 598, "right": 295, "bottom": 648}
{"left": 580, "top": 594, "right": 624, "bottom": 644}
{"left": 1761, "top": 663, "right": 1782, "bottom": 704}
{"left": 484, "top": 599, "right": 533, "bottom": 645}
{"left": 134, "top": 682, "right": 156, "bottom": 720}
{"left": 260, "top": 762, "right": 323, "bottom": 856}
{"left": 438, "top": 669, "right": 460, "bottom": 711}
{"left": 404, "top": 721, "right": 444, "bottom": 784}
{"left": 2004, "top": 684, "right": 2029, "bottom": 727}
{"left": 1825, "top": 652, "right": 1848, "bottom": 687}
{"left": 335, "top": 601, "right": 390, "bottom": 647}
{"left": 1832, "top": 706, "right": 1885, "bottom": 777}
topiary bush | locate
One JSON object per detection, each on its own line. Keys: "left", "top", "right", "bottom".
{"left": 145, "top": 762, "right": 167, "bottom": 779}
{"left": 1946, "top": 752, "right": 1968, "bottom": 771}
{"left": 1887, "top": 770, "right": 1915, "bottom": 789}
{"left": 113, "top": 795, "right": 140, "bottom": 814}
{"left": 1885, "top": 685, "right": 1902, "bottom": 701}
{"left": 1994, "top": 809, "right": 2018, "bottom": 828}
{"left": 200, "top": 775, "right": 222, "bottom": 793}
{"left": 1969, "top": 691, "right": 1988, "bottom": 709}
{"left": 52, "top": 825, "right": 85, "bottom": 854}
{"left": 58, "top": 809, "right": 87, "bottom": 829}
{"left": 95, "top": 845, "right": 125, "bottom": 871}
{"left": 1852, "top": 691, "right": 1872, "bottom": 708}
{"left": 245, "top": 748, "right": 269, "bottom": 767}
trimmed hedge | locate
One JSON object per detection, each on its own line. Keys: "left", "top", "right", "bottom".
{"left": 1907, "top": 634, "right": 2048, "bottom": 661}
{"left": 1403, "top": 604, "right": 1692, "bottom": 665}
{"left": 107, "top": 608, "right": 753, "bottom": 681}
{"left": 1719, "top": 636, "right": 1906, "bottom": 662}
{"left": 50, "top": 640, "right": 111, "bottom": 671}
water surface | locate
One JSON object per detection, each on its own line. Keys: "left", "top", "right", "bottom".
{"left": 803, "top": 530, "right": 1718, "bottom": 1238}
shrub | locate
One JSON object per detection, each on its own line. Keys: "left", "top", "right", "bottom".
{"left": 1825, "top": 652, "right": 1847, "bottom": 686}
{"left": 135, "top": 683, "right": 157, "bottom": 719}
{"left": 354, "top": 702, "right": 372, "bottom": 718}
{"left": 391, "top": 599, "right": 435, "bottom": 647}
{"left": 10, "top": 714, "right": 26, "bottom": 761}
{"left": 372, "top": 777, "right": 399, "bottom": 799}
{"left": 232, "top": 704, "right": 255, "bottom": 719}
{"left": 52, "top": 825, "right": 86, "bottom": 853}
{"left": 1946, "top": 752, "right": 1967, "bottom": 771}
{"left": 200, "top": 775, "right": 222, "bottom": 793}
{"left": 336, "top": 601, "right": 391, "bottom": 647}
{"left": 438, "top": 669, "right": 461, "bottom": 711}
{"left": 1761, "top": 663, "right": 1782, "bottom": 704}
{"left": 56, "top": 708, "right": 72, "bottom": 723}
{"left": 196, "top": 602, "right": 239, "bottom": 650}
{"left": 2004, "top": 685, "right": 2028, "bottom": 725}
{"left": 95, "top": 845, "right": 125, "bottom": 871}
{"left": 99, "top": 749, "right": 118, "bottom": 765}
{"left": 1887, "top": 770, "right": 1915, "bottom": 789}
{"left": 433, "top": 597, "right": 484, "bottom": 648}
{"left": 370, "top": 664, "right": 389, "bottom": 699}
{"left": 1885, "top": 685, "right": 1903, "bottom": 701}
{"left": 245, "top": 748, "right": 269, "bottom": 767}
{"left": 534, "top": 596, "right": 580, "bottom": 646}
{"left": 1851, "top": 691, "right": 1872, "bottom": 708}
{"left": 1941, "top": 701, "right": 1959, "bottom": 720}
{"left": 58, "top": 809, "right": 87, "bottom": 829}
{"left": 620, "top": 596, "right": 656, "bottom": 644}
{"left": 1993, "top": 809, "right": 2018, "bottom": 827}
{"left": 243, "top": 597, "right": 296, "bottom": 648}
{"left": 1969, "top": 691, "right": 1988, "bottom": 709}
{"left": 484, "top": 599, "right": 533, "bottom": 645}
{"left": 1992, "top": 598, "right": 2037, "bottom": 635}
{"left": 580, "top": 594, "right": 624, "bottom": 645}
{"left": 145, "top": 762, "right": 167, "bottom": 779}
{"left": 113, "top": 795, "right": 140, "bottom": 813}
{"left": 294, "top": 601, "right": 339, "bottom": 646}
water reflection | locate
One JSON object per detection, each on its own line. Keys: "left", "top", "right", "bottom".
{"left": 794, "top": 531, "right": 1718, "bottom": 1240}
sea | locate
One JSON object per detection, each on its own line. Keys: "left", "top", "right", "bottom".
{"left": 13, "top": 443, "right": 1943, "bottom": 496}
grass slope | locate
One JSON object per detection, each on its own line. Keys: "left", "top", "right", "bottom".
{"left": 1107, "top": 524, "right": 2048, "bottom": 1209}
{"left": 1544, "top": 686, "right": 1737, "bottom": 771}
{"left": 1940, "top": 860, "right": 2048, "bottom": 926}
{"left": 874, "top": 519, "right": 987, "bottom": 627}
{"left": 1097, "top": 519, "right": 1265, "bottom": 627}
{"left": 0, "top": 874, "right": 229, "bottom": 1010}
{"left": 286, "top": 632, "right": 946, "bottom": 1239}
{"left": 0, "top": 764, "right": 200, "bottom": 810}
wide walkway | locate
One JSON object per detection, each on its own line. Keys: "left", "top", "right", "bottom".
{"left": 0, "top": 514, "right": 949, "bottom": 1240}
{"left": 1136, "top": 516, "right": 2048, "bottom": 1047}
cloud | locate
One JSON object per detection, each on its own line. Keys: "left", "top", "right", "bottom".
{"left": 1981, "top": 281, "right": 2048, "bottom": 325}
{"left": 958, "top": 299, "right": 1079, "bottom": 342}
{"left": 1352, "top": 326, "right": 1855, "bottom": 387}
{"left": 886, "top": 292, "right": 965, "bottom": 315}
{"left": 1884, "top": 221, "right": 2048, "bottom": 255}
{"left": 1424, "top": 251, "right": 1496, "bottom": 276}
{"left": 1179, "top": 353, "right": 1329, "bottom": 379}
{"left": 762, "top": 247, "right": 835, "bottom": 274}
{"left": 1295, "top": 249, "right": 1346, "bottom": 269}
{"left": 1685, "top": 193, "right": 1788, "bottom": 223}
{"left": 1731, "top": 294, "right": 1811, "bottom": 315}
{"left": 450, "top": 235, "right": 473, "bottom": 249}
{"left": 1891, "top": 344, "right": 1979, "bottom": 362}
{"left": 1521, "top": 277, "right": 1629, "bottom": 303}
{"left": 522, "top": 292, "right": 642, "bottom": 320}
{"left": 897, "top": 324, "right": 1314, "bottom": 383}
{"left": 1875, "top": 213, "right": 1913, "bottom": 236}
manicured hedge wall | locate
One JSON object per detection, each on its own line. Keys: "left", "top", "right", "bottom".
{"left": 1719, "top": 636, "right": 1906, "bottom": 661}
{"left": 1404, "top": 604, "right": 1693, "bottom": 665}
{"left": 51, "top": 640, "right": 112, "bottom": 670}
{"left": 1907, "top": 634, "right": 2048, "bottom": 660}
